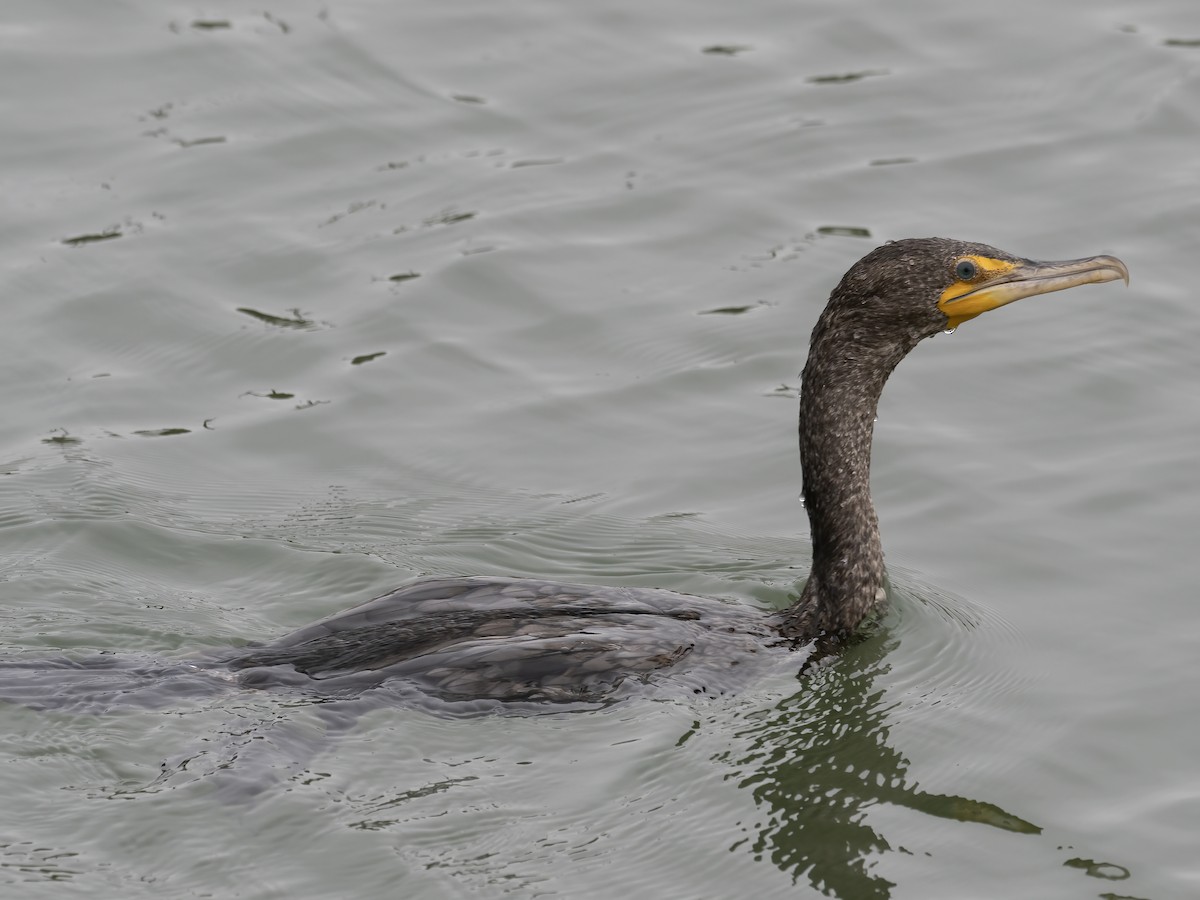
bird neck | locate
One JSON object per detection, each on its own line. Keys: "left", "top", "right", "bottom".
{"left": 777, "top": 309, "right": 916, "bottom": 645}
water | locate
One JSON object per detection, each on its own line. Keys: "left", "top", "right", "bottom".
{"left": 1, "top": 0, "right": 1197, "bottom": 897}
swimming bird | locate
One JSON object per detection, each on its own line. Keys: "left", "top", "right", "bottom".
{"left": 213, "top": 238, "right": 1127, "bottom": 705}
{"left": 1, "top": 238, "right": 1125, "bottom": 714}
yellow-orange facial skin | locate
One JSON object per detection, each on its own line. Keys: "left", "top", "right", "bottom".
{"left": 938, "top": 254, "right": 1130, "bottom": 331}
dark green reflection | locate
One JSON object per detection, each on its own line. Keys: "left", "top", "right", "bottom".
{"left": 724, "top": 628, "right": 1039, "bottom": 898}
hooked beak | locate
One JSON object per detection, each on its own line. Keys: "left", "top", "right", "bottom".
{"left": 938, "top": 254, "right": 1129, "bottom": 331}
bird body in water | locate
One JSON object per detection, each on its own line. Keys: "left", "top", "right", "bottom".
{"left": 1, "top": 238, "right": 1129, "bottom": 710}
{"left": 222, "top": 576, "right": 784, "bottom": 704}
{"left": 215, "top": 238, "right": 1128, "bottom": 704}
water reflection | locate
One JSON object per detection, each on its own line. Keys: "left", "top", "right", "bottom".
{"left": 725, "top": 628, "right": 1039, "bottom": 898}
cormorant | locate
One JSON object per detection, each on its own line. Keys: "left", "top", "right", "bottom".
{"left": 215, "top": 238, "right": 1127, "bottom": 705}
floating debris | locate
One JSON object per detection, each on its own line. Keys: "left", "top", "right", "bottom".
{"left": 133, "top": 428, "right": 191, "bottom": 437}
{"left": 320, "top": 199, "right": 380, "bottom": 228}
{"left": 702, "top": 45, "right": 752, "bottom": 56}
{"left": 236, "top": 307, "right": 317, "bottom": 329}
{"left": 423, "top": 209, "right": 476, "bottom": 227}
{"left": 767, "top": 383, "right": 799, "bottom": 399}
{"left": 1062, "top": 858, "right": 1131, "bottom": 881}
{"left": 806, "top": 69, "right": 888, "bottom": 84}
{"left": 242, "top": 389, "right": 295, "bottom": 400}
{"left": 42, "top": 429, "right": 82, "bottom": 445}
{"left": 699, "top": 302, "right": 765, "bottom": 315}
{"left": 510, "top": 157, "right": 564, "bottom": 168}
{"left": 62, "top": 229, "right": 121, "bottom": 247}
{"left": 351, "top": 352, "right": 386, "bottom": 366}
{"left": 817, "top": 226, "right": 872, "bottom": 238}
{"left": 175, "top": 136, "right": 227, "bottom": 148}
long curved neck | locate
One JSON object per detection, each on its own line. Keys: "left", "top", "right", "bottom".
{"left": 777, "top": 306, "right": 917, "bottom": 645}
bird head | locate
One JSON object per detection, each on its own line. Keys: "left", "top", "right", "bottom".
{"left": 828, "top": 237, "right": 1129, "bottom": 341}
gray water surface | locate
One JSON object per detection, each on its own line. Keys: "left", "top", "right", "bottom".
{"left": 1, "top": 1, "right": 1197, "bottom": 898}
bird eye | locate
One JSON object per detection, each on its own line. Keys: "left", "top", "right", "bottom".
{"left": 955, "top": 259, "right": 978, "bottom": 281}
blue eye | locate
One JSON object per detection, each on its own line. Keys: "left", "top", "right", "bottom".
{"left": 955, "top": 259, "right": 978, "bottom": 280}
